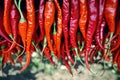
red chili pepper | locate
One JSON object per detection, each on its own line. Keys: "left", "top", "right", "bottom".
{"left": 44, "top": 0, "right": 55, "bottom": 54}
{"left": 61, "top": 42, "right": 73, "bottom": 75}
{"left": 20, "top": 0, "right": 35, "bottom": 72}
{"left": 54, "top": 0, "right": 62, "bottom": 59}
{"left": 104, "top": 0, "right": 118, "bottom": 40}
{"left": 69, "top": 0, "right": 79, "bottom": 56}
{"left": 3, "top": 4, "right": 20, "bottom": 53}
{"left": 0, "top": 6, "right": 12, "bottom": 43}
{"left": 115, "top": 20, "right": 120, "bottom": 35}
{"left": 85, "top": 0, "right": 98, "bottom": 70}
{"left": 62, "top": 0, "right": 74, "bottom": 64}
{"left": 3, "top": 0, "right": 12, "bottom": 36}
{"left": 2, "top": 48, "right": 15, "bottom": 68}
{"left": 110, "top": 20, "right": 120, "bottom": 52}
{"left": 36, "top": 0, "right": 45, "bottom": 43}
{"left": 52, "top": 23, "right": 57, "bottom": 56}
{"left": 117, "top": 50, "right": 120, "bottom": 71}
{"left": 79, "top": 0, "right": 88, "bottom": 40}
{"left": 14, "top": 0, "right": 27, "bottom": 50}
{"left": 43, "top": 46, "right": 55, "bottom": 65}
{"left": 112, "top": 49, "right": 120, "bottom": 64}
{"left": 95, "top": 0, "right": 105, "bottom": 50}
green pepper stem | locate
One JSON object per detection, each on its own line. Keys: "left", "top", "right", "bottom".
{"left": 14, "top": 0, "right": 26, "bottom": 22}
{"left": 53, "top": 22, "right": 56, "bottom": 34}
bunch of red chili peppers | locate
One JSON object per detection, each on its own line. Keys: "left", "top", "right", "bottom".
{"left": 0, "top": 0, "right": 120, "bottom": 74}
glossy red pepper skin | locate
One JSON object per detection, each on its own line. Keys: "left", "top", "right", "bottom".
{"left": 100, "top": 18, "right": 106, "bottom": 42}
{"left": 95, "top": 0, "right": 105, "bottom": 50}
{"left": 85, "top": 0, "right": 98, "bottom": 70}
{"left": 79, "top": 0, "right": 88, "bottom": 40}
{"left": 3, "top": 4, "right": 20, "bottom": 53}
{"left": 44, "top": 1, "right": 55, "bottom": 53}
{"left": 10, "top": 4, "right": 20, "bottom": 40}
{"left": 69, "top": 0, "right": 79, "bottom": 49}
{"left": 0, "top": 6, "right": 12, "bottom": 43}
{"left": 61, "top": 43, "right": 73, "bottom": 75}
{"left": 54, "top": 0, "right": 62, "bottom": 59}
{"left": 36, "top": 0, "right": 45, "bottom": 42}
{"left": 62, "top": 0, "right": 74, "bottom": 64}
{"left": 3, "top": 0, "right": 12, "bottom": 35}
{"left": 112, "top": 48, "right": 120, "bottom": 64}
{"left": 104, "top": 0, "right": 118, "bottom": 33}
{"left": 20, "top": 0, "right": 35, "bottom": 72}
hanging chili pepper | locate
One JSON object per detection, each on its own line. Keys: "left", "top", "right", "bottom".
{"left": 95, "top": 0, "right": 105, "bottom": 50}
{"left": 112, "top": 48, "right": 120, "bottom": 64}
{"left": 117, "top": 50, "right": 120, "bottom": 71}
{"left": 36, "top": 0, "right": 45, "bottom": 43}
{"left": 85, "top": 0, "right": 98, "bottom": 70}
{"left": 69, "top": 0, "right": 79, "bottom": 57}
{"left": 62, "top": 0, "right": 74, "bottom": 64}
{"left": 0, "top": 7, "right": 12, "bottom": 43}
{"left": 3, "top": 4, "right": 20, "bottom": 53}
{"left": 111, "top": 20, "right": 120, "bottom": 52}
{"left": 20, "top": 0, "right": 35, "bottom": 72}
{"left": 44, "top": 0, "right": 55, "bottom": 54}
{"left": 104, "top": 0, "right": 118, "bottom": 40}
{"left": 61, "top": 42, "right": 73, "bottom": 75}
{"left": 52, "top": 22, "right": 57, "bottom": 56}
{"left": 14, "top": 0, "right": 27, "bottom": 50}
{"left": 43, "top": 46, "right": 55, "bottom": 65}
{"left": 79, "top": 0, "right": 87, "bottom": 40}
{"left": 115, "top": 20, "right": 120, "bottom": 35}
{"left": 54, "top": 0, "right": 62, "bottom": 59}
{"left": 3, "top": 0, "right": 12, "bottom": 37}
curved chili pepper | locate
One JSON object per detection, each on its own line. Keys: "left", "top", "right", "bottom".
{"left": 95, "top": 0, "right": 105, "bottom": 50}
{"left": 85, "top": 0, "right": 98, "bottom": 70}
{"left": 44, "top": 0, "right": 55, "bottom": 54}
{"left": 3, "top": 4, "right": 20, "bottom": 53}
{"left": 20, "top": 0, "right": 35, "bottom": 72}
{"left": 79, "top": 0, "right": 88, "bottom": 40}
{"left": 2, "top": 47, "right": 15, "bottom": 68}
{"left": 62, "top": 0, "right": 74, "bottom": 64}
{"left": 36, "top": 0, "right": 45, "bottom": 43}
{"left": 3, "top": 0, "right": 12, "bottom": 36}
{"left": 54, "top": 0, "right": 62, "bottom": 59}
